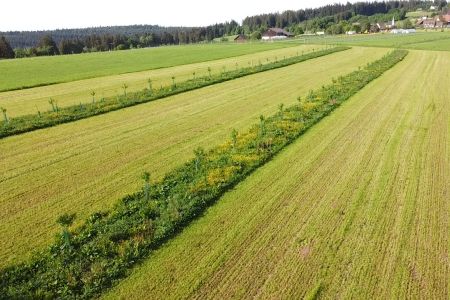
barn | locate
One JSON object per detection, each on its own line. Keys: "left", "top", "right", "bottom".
{"left": 261, "top": 28, "right": 294, "bottom": 40}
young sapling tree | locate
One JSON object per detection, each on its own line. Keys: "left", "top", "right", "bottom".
{"left": 35, "top": 105, "right": 41, "bottom": 118}
{"left": 259, "top": 115, "right": 266, "bottom": 136}
{"left": 194, "top": 147, "right": 206, "bottom": 172}
{"left": 1, "top": 107, "right": 8, "bottom": 124}
{"left": 56, "top": 213, "right": 76, "bottom": 248}
{"left": 90, "top": 91, "right": 96, "bottom": 103}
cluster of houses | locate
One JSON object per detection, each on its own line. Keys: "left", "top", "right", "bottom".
{"left": 416, "top": 14, "right": 450, "bottom": 29}
{"left": 232, "top": 13, "right": 450, "bottom": 42}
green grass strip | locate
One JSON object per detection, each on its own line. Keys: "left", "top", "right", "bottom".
{"left": 0, "top": 49, "right": 408, "bottom": 299}
{"left": 0, "top": 46, "right": 349, "bottom": 139}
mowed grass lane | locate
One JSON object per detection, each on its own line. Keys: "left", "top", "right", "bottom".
{"left": 0, "top": 45, "right": 323, "bottom": 117}
{"left": 105, "top": 50, "right": 449, "bottom": 299}
{"left": 0, "top": 47, "right": 389, "bottom": 267}
{"left": 0, "top": 42, "right": 296, "bottom": 92}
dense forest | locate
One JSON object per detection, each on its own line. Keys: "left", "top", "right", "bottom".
{"left": 0, "top": 0, "right": 449, "bottom": 59}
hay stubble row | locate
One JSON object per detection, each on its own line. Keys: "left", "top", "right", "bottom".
{"left": 0, "top": 47, "right": 388, "bottom": 267}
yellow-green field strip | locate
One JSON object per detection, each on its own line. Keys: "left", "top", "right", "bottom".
{"left": 0, "top": 47, "right": 389, "bottom": 268}
{"left": 0, "top": 47, "right": 347, "bottom": 138}
{"left": 105, "top": 50, "right": 450, "bottom": 299}
{"left": 0, "top": 42, "right": 299, "bottom": 92}
{"left": 0, "top": 49, "right": 407, "bottom": 298}
{"left": 0, "top": 45, "right": 323, "bottom": 118}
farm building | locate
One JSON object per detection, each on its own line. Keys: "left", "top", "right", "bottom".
{"left": 262, "top": 28, "right": 294, "bottom": 40}
{"left": 417, "top": 16, "right": 450, "bottom": 29}
{"left": 234, "top": 34, "right": 247, "bottom": 43}
{"left": 391, "top": 29, "right": 416, "bottom": 34}
{"left": 370, "top": 24, "right": 380, "bottom": 33}
{"left": 422, "top": 18, "right": 436, "bottom": 28}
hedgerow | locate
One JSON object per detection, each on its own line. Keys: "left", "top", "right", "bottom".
{"left": 0, "top": 49, "right": 408, "bottom": 299}
{"left": 0, "top": 47, "right": 349, "bottom": 139}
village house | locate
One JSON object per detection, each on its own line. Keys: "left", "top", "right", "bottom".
{"left": 417, "top": 15, "right": 450, "bottom": 29}
{"left": 370, "top": 24, "right": 380, "bottom": 33}
{"left": 422, "top": 18, "right": 436, "bottom": 28}
{"left": 261, "top": 28, "right": 294, "bottom": 40}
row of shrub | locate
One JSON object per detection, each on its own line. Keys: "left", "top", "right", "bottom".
{"left": 0, "top": 49, "right": 408, "bottom": 298}
{"left": 0, "top": 46, "right": 349, "bottom": 139}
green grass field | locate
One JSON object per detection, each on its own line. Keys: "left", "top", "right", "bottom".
{"left": 0, "top": 47, "right": 388, "bottom": 267}
{"left": 104, "top": 50, "right": 450, "bottom": 299}
{"left": 298, "top": 31, "right": 450, "bottom": 50}
{"left": 0, "top": 41, "right": 297, "bottom": 92}
{"left": 0, "top": 45, "right": 324, "bottom": 118}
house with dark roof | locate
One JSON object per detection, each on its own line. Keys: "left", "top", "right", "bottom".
{"left": 262, "top": 28, "right": 294, "bottom": 40}
{"left": 234, "top": 34, "right": 247, "bottom": 43}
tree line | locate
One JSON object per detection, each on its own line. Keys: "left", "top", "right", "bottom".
{"left": 242, "top": 0, "right": 447, "bottom": 31}
{"left": 0, "top": 22, "right": 241, "bottom": 58}
{"left": 1, "top": 0, "right": 448, "bottom": 59}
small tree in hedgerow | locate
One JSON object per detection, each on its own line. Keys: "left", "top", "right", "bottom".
{"left": 90, "top": 91, "right": 96, "bottom": 103}
{"left": 194, "top": 147, "right": 206, "bottom": 172}
{"left": 142, "top": 172, "right": 151, "bottom": 200}
{"left": 1, "top": 107, "right": 8, "bottom": 124}
{"left": 278, "top": 103, "right": 284, "bottom": 120}
{"left": 259, "top": 115, "right": 266, "bottom": 136}
{"left": 56, "top": 213, "right": 76, "bottom": 247}
{"left": 231, "top": 129, "right": 238, "bottom": 150}
{"left": 48, "top": 98, "right": 57, "bottom": 112}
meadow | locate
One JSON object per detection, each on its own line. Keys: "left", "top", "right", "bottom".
{"left": 0, "top": 47, "right": 388, "bottom": 267}
{"left": 105, "top": 50, "right": 450, "bottom": 299}
{"left": 1, "top": 29, "right": 449, "bottom": 298}
{"left": 0, "top": 41, "right": 297, "bottom": 92}
{"left": 0, "top": 45, "right": 324, "bottom": 118}
{"left": 0, "top": 49, "right": 407, "bottom": 297}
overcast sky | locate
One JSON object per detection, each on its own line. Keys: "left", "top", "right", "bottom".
{"left": 0, "top": 0, "right": 355, "bottom": 31}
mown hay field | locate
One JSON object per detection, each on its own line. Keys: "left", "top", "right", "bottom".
{"left": 0, "top": 45, "right": 323, "bottom": 118}
{"left": 104, "top": 50, "right": 450, "bottom": 299}
{"left": 0, "top": 47, "right": 389, "bottom": 267}
{"left": 0, "top": 41, "right": 297, "bottom": 92}
{"left": 298, "top": 31, "right": 450, "bottom": 50}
